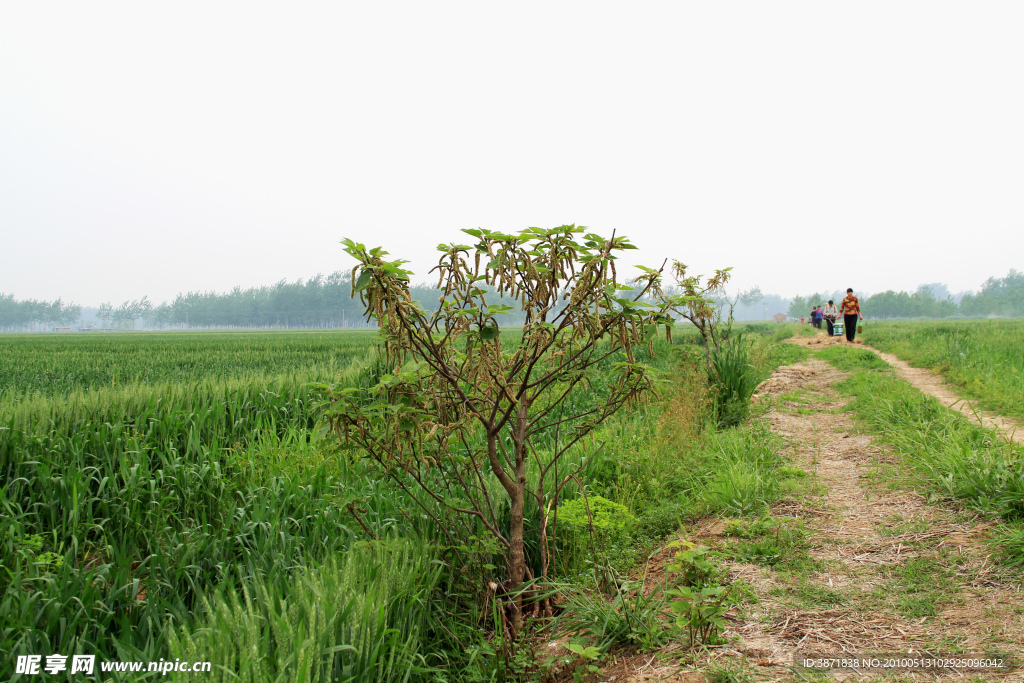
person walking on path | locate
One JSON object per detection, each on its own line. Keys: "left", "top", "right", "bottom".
{"left": 839, "top": 289, "right": 861, "bottom": 342}
{"left": 823, "top": 300, "right": 838, "bottom": 336}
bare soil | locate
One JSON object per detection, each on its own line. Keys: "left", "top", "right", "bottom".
{"left": 603, "top": 340, "right": 1024, "bottom": 682}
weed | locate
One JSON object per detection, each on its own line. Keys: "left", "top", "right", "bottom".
{"left": 559, "top": 642, "right": 604, "bottom": 683}
{"left": 779, "top": 390, "right": 816, "bottom": 405}
{"left": 815, "top": 345, "right": 892, "bottom": 372}
{"left": 704, "top": 660, "right": 756, "bottom": 683}
{"left": 666, "top": 584, "right": 732, "bottom": 647}
{"left": 784, "top": 581, "right": 846, "bottom": 608}
{"left": 666, "top": 540, "right": 722, "bottom": 587}
{"left": 883, "top": 557, "right": 954, "bottom": 619}
{"left": 779, "top": 465, "right": 808, "bottom": 478}
{"left": 876, "top": 516, "right": 930, "bottom": 537}
{"left": 556, "top": 585, "right": 671, "bottom": 653}
{"left": 707, "top": 333, "right": 758, "bottom": 428}
{"left": 722, "top": 517, "right": 815, "bottom": 571}
{"left": 701, "top": 423, "right": 783, "bottom": 516}
{"left": 991, "top": 523, "right": 1024, "bottom": 567}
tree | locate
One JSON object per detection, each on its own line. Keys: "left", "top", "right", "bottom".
{"left": 97, "top": 302, "right": 114, "bottom": 328}
{"left": 737, "top": 286, "right": 763, "bottom": 308}
{"left": 323, "top": 226, "right": 673, "bottom": 636}
{"left": 786, "top": 295, "right": 808, "bottom": 319}
{"left": 662, "top": 262, "right": 734, "bottom": 365}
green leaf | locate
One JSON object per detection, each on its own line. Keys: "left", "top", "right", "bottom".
{"left": 354, "top": 271, "right": 372, "bottom": 291}
{"left": 480, "top": 326, "right": 499, "bottom": 341}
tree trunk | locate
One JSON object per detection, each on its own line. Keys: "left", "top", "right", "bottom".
{"left": 508, "top": 477, "right": 525, "bottom": 635}
{"left": 507, "top": 403, "right": 530, "bottom": 636}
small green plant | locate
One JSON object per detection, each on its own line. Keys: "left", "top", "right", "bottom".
{"left": 721, "top": 516, "right": 812, "bottom": 569}
{"left": 706, "top": 465, "right": 774, "bottom": 516}
{"left": 567, "top": 642, "right": 603, "bottom": 683}
{"left": 723, "top": 515, "right": 777, "bottom": 539}
{"left": 663, "top": 541, "right": 734, "bottom": 648}
{"left": 726, "top": 538, "right": 783, "bottom": 566}
{"left": 790, "top": 581, "right": 846, "bottom": 608}
{"left": 701, "top": 424, "right": 782, "bottom": 516}
{"left": 665, "top": 540, "right": 721, "bottom": 587}
{"left": 666, "top": 584, "right": 731, "bottom": 647}
{"left": 13, "top": 534, "right": 64, "bottom": 572}
{"left": 33, "top": 551, "right": 65, "bottom": 571}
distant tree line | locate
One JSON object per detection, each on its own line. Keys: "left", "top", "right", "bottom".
{"left": 2, "top": 269, "right": 1022, "bottom": 332}
{"left": 786, "top": 270, "right": 1024, "bottom": 319}
{"left": 959, "top": 270, "right": 1024, "bottom": 317}
{"left": 0, "top": 294, "right": 82, "bottom": 332}
{"left": 125, "top": 271, "right": 459, "bottom": 329}
{"left": 1, "top": 271, "right": 527, "bottom": 331}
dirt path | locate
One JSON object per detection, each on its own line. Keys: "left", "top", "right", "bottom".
{"left": 608, "top": 354, "right": 1024, "bottom": 682}
{"left": 869, "top": 348, "right": 1023, "bottom": 444}
{"left": 796, "top": 332, "right": 1023, "bottom": 444}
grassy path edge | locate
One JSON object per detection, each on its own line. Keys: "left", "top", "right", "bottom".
{"left": 865, "top": 345, "right": 1023, "bottom": 444}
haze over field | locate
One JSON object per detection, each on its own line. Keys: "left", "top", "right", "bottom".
{"left": 2, "top": 2, "right": 1022, "bottom": 306}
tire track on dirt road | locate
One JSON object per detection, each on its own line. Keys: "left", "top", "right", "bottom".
{"left": 745, "top": 357, "right": 1024, "bottom": 681}
{"left": 795, "top": 332, "right": 1023, "bottom": 444}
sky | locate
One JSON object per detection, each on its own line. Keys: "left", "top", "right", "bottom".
{"left": 1, "top": 2, "right": 1022, "bottom": 307}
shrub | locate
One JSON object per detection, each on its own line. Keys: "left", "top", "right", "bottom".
{"left": 557, "top": 495, "right": 636, "bottom": 537}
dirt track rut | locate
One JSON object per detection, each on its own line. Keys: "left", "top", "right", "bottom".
{"left": 795, "top": 333, "right": 1023, "bottom": 444}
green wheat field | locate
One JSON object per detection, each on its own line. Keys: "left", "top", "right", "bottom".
{"left": 2, "top": 321, "right": 1022, "bottom": 681}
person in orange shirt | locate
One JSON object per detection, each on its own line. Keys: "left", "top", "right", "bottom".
{"left": 839, "top": 288, "right": 862, "bottom": 342}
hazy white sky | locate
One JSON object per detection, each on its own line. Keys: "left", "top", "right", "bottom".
{"left": 2, "top": 2, "right": 1021, "bottom": 306}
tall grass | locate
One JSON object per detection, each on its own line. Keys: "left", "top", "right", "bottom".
{"left": 706, "top": 334, "right": 757, "bottom": 428}
{"left": 0, "top": 329, "right": 377, "bottom": 399}
{"left": 168, "top": 539, "right": 441, "bottom": 683}
{"left": 862, "top": 319, "right": 1024, "bottom": 420}
{"left": 0, "top": 327, "right": 800, "bottom": 680}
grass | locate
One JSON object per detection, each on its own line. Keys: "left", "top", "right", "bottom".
{"left": 0, "top": 330, "right": 456, "bottom": 679}
{"left": 883, "top": 557, "right": 956, "bottom": 618}
{"left": 167, "top": 538, "right": 442, "bottom": 683}
{"left": 0, "top": 329, "right": 378, "bottom": 399}
{"left": 721, "top": 516, "right": 816, "bottom": 571}
{"left": 862, "top": 319, "right": 1024, "bottom": 421}
{"left": 0, "top": 324, "right": 807, "bottom": 680}
{"left": 875, "top": 515, "right": 930, "bottom": 537}
{"left": 817, "top": 344, "right": 1024, "bottom": 566}
{"left": 769, "top": 577, "right": 846, "bottom": 608}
